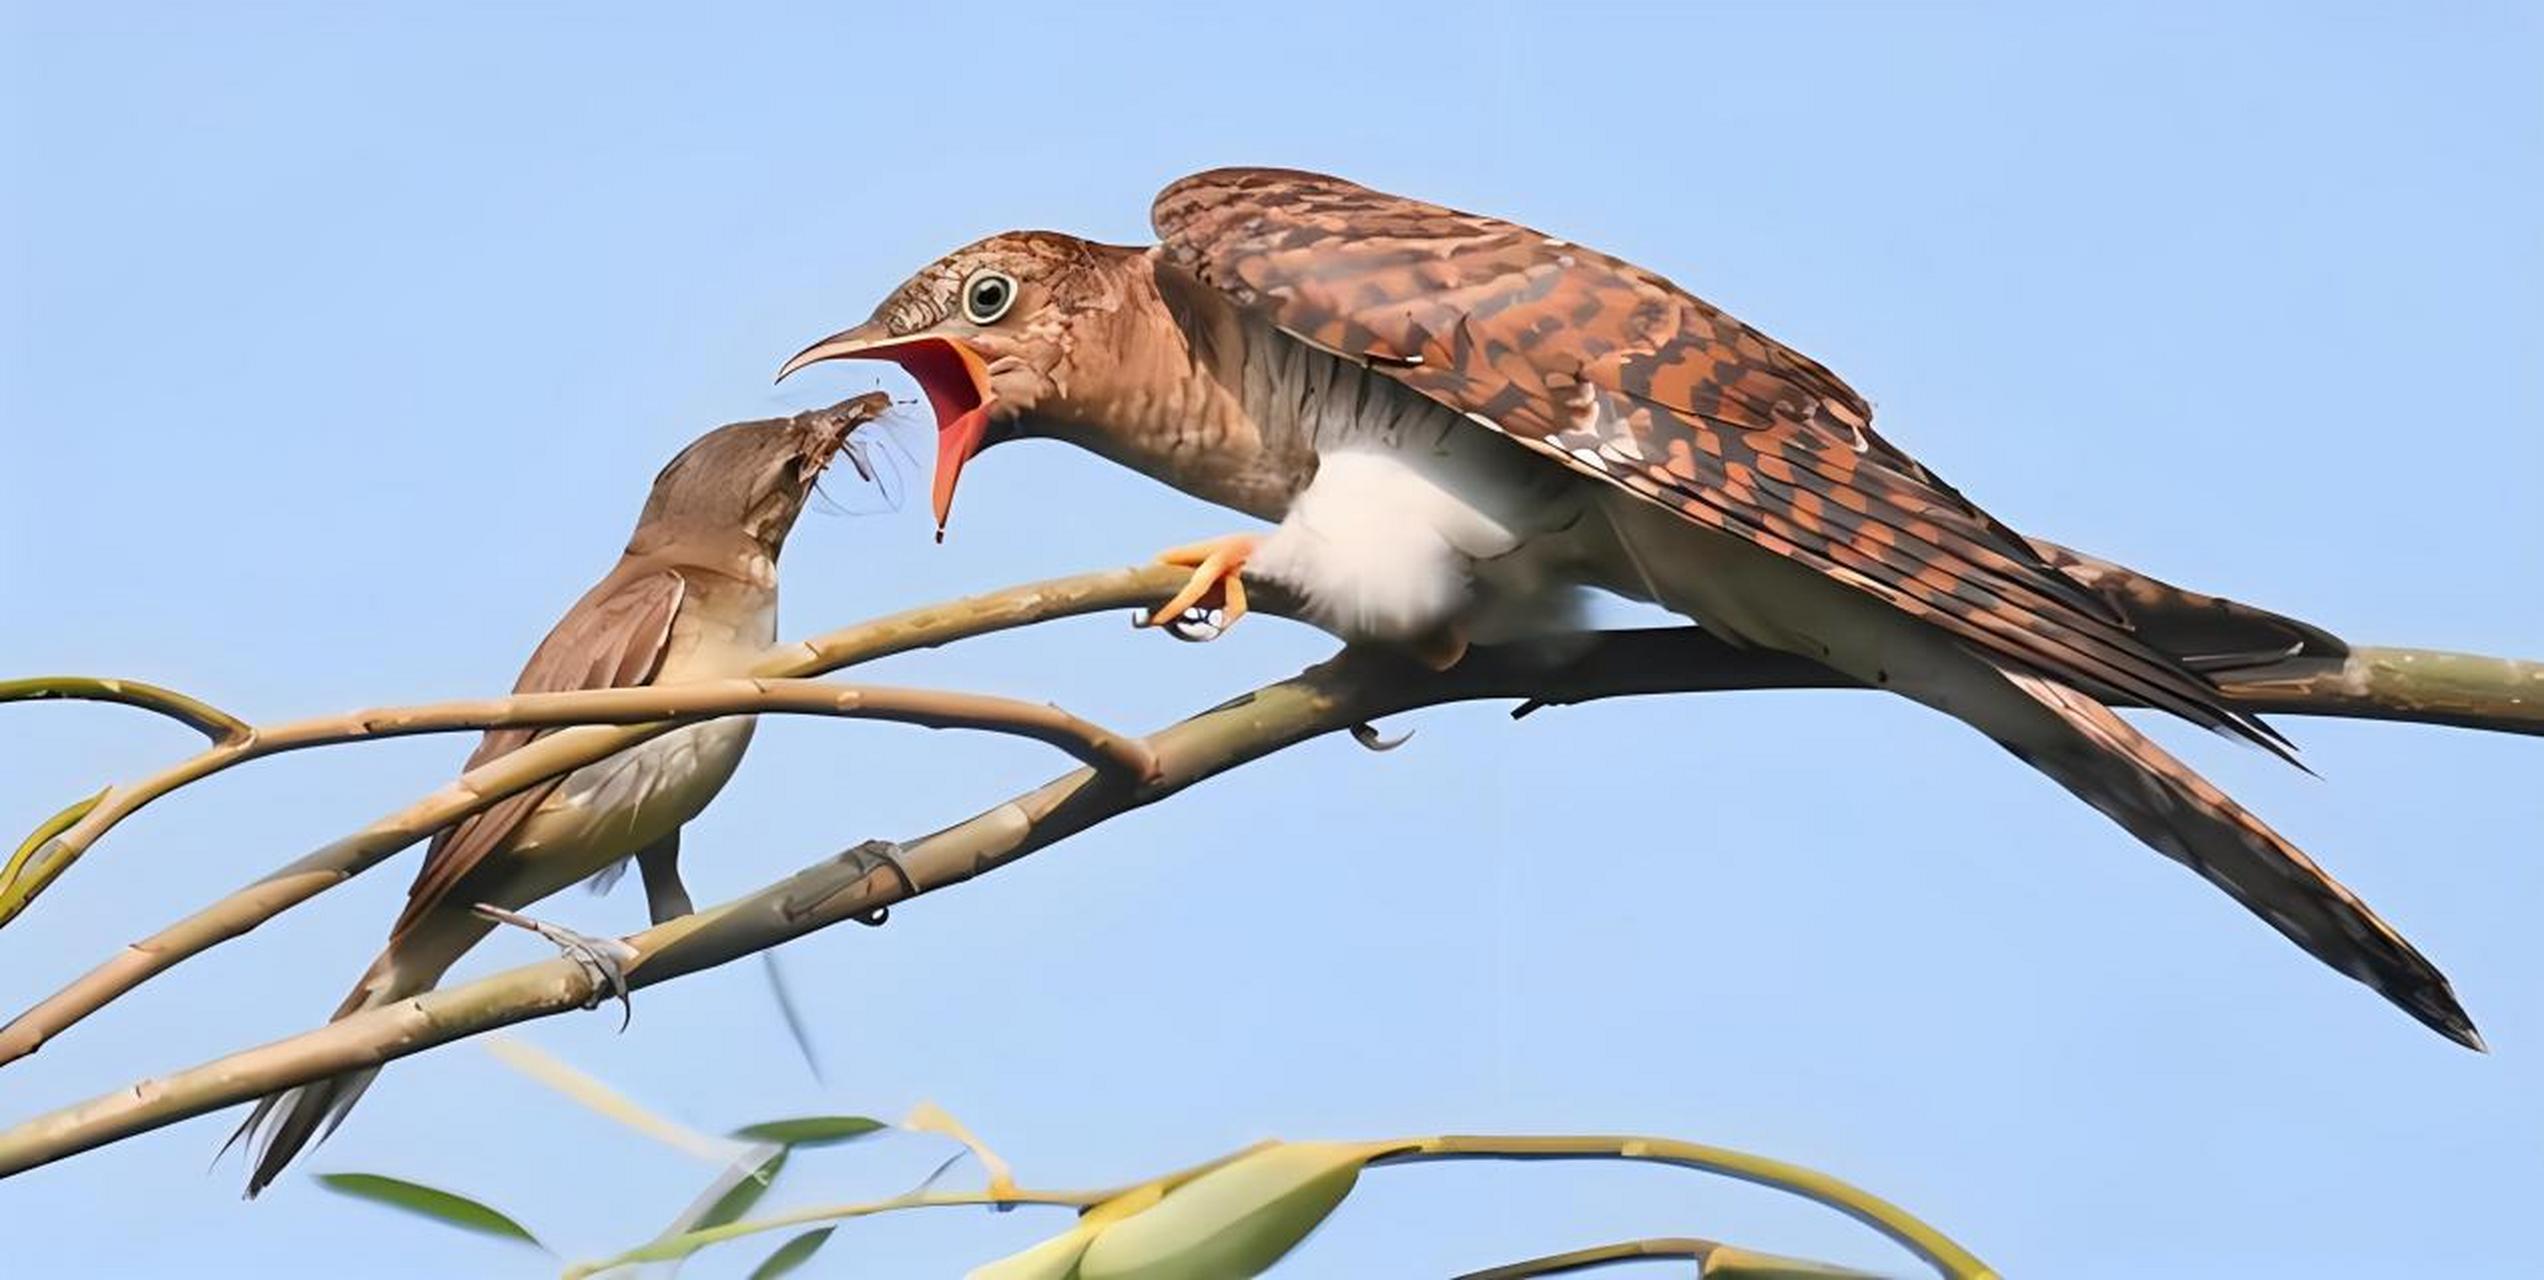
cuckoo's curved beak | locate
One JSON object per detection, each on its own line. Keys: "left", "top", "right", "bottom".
{"left": 779, "top": 326, "right": 994, "bottom": 541}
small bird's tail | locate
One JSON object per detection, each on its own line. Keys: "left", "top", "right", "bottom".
{"left": 1978, "top": 663, "right": 2481, "bottom": 1049}
{"left": 226, "top": 947, "right": 443, "bottom": 1197}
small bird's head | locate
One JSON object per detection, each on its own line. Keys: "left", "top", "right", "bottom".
{"left": 777, "top": 231, "right": 1154, "bottom": 539}
{"left": 632, "top": 392, "right": 889, "bottom": 561}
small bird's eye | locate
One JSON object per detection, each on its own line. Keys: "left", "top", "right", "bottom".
{"left": 962, "top": 270, "right": 1017, "bottom": 325}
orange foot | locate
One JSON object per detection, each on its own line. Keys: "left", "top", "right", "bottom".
{"left": 1141, "top": 533, "right": 1258, "bottom": 640}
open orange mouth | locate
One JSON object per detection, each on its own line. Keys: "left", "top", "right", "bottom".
{"left": 778, "top": 329, "right": 994, "bottom": 540}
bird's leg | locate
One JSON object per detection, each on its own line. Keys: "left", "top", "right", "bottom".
{"left": 635, "top": 834, "right": 693, "bottom": 925}
{"left": 472, "top": 903, "right": 641, "bottom": 1030}
{"left": 1139, "top": 533, "right": 1258, "bottom": 640}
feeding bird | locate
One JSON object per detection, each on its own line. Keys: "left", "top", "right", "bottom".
{"left": 777, "top": 168, "right": 2480, "bottom": 1048}
{"left": 230, "top": 394, "right": 886, "bottom": 1195}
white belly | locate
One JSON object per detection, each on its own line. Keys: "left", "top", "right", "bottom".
{"left": 1250, "top": 443, "right": 1597, "bottom": 645}
{"left": 507, "top": 716, "right": 757, "bottom": 873}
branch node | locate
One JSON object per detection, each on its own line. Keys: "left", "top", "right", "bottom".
{"left": 840, "top": 840, "right": 916, "bottom": 926}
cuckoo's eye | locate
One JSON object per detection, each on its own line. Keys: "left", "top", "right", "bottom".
{"left": 960, "top": 270, "right": 1017, "bottom": 325}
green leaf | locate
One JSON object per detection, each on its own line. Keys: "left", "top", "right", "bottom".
{"left": 730, "top": 1115, "right": 887, "bottom": 1147}
{"left": 314, "top": 1173, "right": 543, "bottom": 1249}
{"left": 747, "top": 1227, "right": 836, "bottom": 1280}
{"left": 0, "top": 786, "right": 107, "bottom": 926}
{"left": 698, "top": 1148, "right": 790, "bottom": 1231}
{"left": 1074, "top": 1141, "right": 1379, "bottom": 1280}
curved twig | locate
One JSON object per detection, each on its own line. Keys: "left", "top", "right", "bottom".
{"left": 587, "top": 1131, "right": 1968, "bottom": 1278}
{"left": 0, "top": 676, "right": 251, "bottom": 744}
{"left": 1451, "top": 1237, "right": 1725, "bottom": 1279}
{"left": 1379, "top": 1136, "right": 1982, "bottom": 1278}
{"left": 0, "top": 679, "right": 1147, "bottom": 933}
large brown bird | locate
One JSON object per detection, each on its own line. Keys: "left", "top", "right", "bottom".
{"left": 230, "top": 395, "right": 884, "bottom": 1195}
{"left": 779, "top": 168, "right": 2476, "bottom": 1048}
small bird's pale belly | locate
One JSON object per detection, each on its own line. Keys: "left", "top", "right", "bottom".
{"left": 496, "top": 717, "right": 757, "bottom": 903}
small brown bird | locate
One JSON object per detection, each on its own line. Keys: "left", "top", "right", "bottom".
{"left": 231, "top": 394, "right": 885, "bottom": 1195}
{"left": 778, "top": 168, "right": 2479, "bottom": 1048}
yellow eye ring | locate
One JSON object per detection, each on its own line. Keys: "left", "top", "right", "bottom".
{"left": 961, "top": 269, "right": 1018, "bottom": 325}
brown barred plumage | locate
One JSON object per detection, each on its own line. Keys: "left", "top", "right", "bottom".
{"left": 778, "top": 172, "right": 2478, "bottom": 1048}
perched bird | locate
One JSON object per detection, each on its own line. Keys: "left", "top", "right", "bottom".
{"left": 778, "top": 168, "right": 2479, "bottom": 1048}
{"left": 230, "top": 394, "right": 886, "bottom": 1195}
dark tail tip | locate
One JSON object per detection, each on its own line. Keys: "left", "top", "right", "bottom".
{"left": 2397, "top": 975, "right": 2485, "bottom": 1052}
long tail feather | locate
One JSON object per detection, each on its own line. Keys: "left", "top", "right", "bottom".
{"left": 227, "top": 950, "right": 429, "bottom": 1197}
{"left": 1984, "top": 663, "right": 2479, "bottom": 1049}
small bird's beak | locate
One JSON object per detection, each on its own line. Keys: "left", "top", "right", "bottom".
{"left": 779, "top": 325, "right": 994, "bottom": 541}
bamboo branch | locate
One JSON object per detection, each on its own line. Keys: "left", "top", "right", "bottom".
{"left": 0, "top": 570, "right": 2532, "bottom": 1172}
{"left": 0, "top": 675, "right": 252, "bottom": 744}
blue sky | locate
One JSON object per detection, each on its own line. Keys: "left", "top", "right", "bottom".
{"left": 2, "top": 2, "right": 2537, "bottom": 1275}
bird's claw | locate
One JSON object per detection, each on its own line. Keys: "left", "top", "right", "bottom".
{"left": 474, "top": 903, "right": 640, "bottom": 1030}
{"left": 1349, "top": 722, "right": 1412, "bottom": 752}
{"left": 1139, "top": 534, "right": 1256, "bottom": 639}
{"left": 841, "top": 839, "right": 916, "bottom": 926}
{"left": 1158, "top": 605, "right": 1230, "bottom": 643}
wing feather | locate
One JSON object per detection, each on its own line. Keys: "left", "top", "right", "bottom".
{"left": 1154, "top": 167, "right": 2291, "bottom": 757}
{"left": 390, "top": 566, "right": 685, "bottom": 937}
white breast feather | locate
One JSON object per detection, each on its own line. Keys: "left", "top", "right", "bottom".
{"left": 522, "top": 717, "right": 756, "bottom": 862}
{"left": 1249, "top": 448, "right": 1524, "bottom": 643}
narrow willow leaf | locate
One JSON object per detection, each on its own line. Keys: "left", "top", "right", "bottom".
{"left": 698, "top": 1148, "right": 790, "bottom": 1231}
{"left": 484, "top": 1036, "right": 743, "bottom": 1163}
{"left": 905, "top": 1101, "right": 1016, "bottom": 1193}
{"left": 1701, "top": 1244, "right": 1886, "bottom": 1279}
{"left": 730, "top": 1115, "right": 887, "bottom": 1147}
{"left": 315, "top": 1173, "right": 543, "bottom": 1249}
{"left": 1074, "top": 1141, "right": 1379, "bottom": 1280}
{"left": 746, "top": 1227, "right": 836, "bottom": 1280}
{"left": 0, "top": 787, "right": 106, "bottom": 924}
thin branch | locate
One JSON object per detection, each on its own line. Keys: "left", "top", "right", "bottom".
{"left": 0, "top": 675, "right": 253, "bottom": 744}
{"left": 0, "top": 678, "right": 1146, "bottom": 931}
{"left": 564, "top": 1145, "right": 1282, "bottom": 1278}
{"left": 560, "top": 1189, "right": 1105, "bottom": 1279}
{"left": 2216, "top": 645, "right": 2543, "bottom": 735}
{"left": 1451, "top": 1237, "right": 1722, "bottom": 1279}
{"left": 0, "top": 571, "right": 2532, "bottom": 1171}
{"left": 0, "top": 565, "right": 1198, "bottom": 1066}
{"left": 596, "top": 1130, "right": 1967, "bottom": 1279}
{"left": 1377, "top": 1136, "right": 1983, "bottom": 1278}
{"left": 1491, "top": 630, "right": 2544, "bottom": 736}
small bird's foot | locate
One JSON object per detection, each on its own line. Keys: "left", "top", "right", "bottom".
{"left": 841, "top": 839, "right": 916, "bottom": 926}
{"left": 1140, "top": 534, "right": 1258, "bottom": 641}
{"left": 474, "top": 904, "right": 641, "bottom": 1030}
